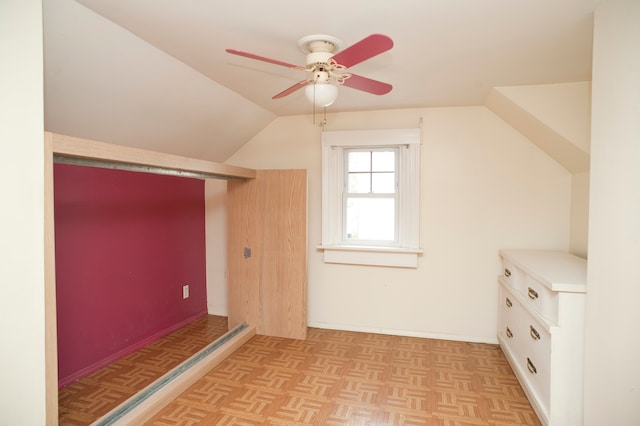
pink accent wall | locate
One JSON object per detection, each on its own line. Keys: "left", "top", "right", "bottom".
{"left": 54, "top": 164, "right": 208, "bottom": 388}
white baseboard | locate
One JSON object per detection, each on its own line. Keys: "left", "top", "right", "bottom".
{"left": 307, "top": 321, "right": 499, "bottom": 345}
{"left": 207, "top": 304, "right": 228, "bottom": 316}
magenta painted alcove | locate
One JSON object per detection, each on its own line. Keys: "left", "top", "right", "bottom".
{"left": 54, "top": 164, "right": 208, "bottom": 388}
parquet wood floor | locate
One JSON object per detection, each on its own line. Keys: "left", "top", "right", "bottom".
{"left": 58, "top": 315, "right": 229, "bottom": 425}
{"left": 145, "top": 328, "right": 541, "bottom": 425}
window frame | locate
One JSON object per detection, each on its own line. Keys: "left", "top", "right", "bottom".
{"left": 320, "top": 128, "right": 422, "bottom": 268}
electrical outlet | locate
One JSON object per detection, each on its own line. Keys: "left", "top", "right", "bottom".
{"left": 182, "top": 284, "right": 189, "bottom": 299}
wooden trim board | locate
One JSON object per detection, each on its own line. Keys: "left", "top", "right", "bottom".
{"left": 44, "top": 132, "right": 59, "bottom": 424}
{"left": 51, "top": 132, "right": 256, "bottom": 180}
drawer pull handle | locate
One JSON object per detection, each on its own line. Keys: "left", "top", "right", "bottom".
{"left": 527, "top": 358, "right": 537, "bottom": 374}
{"left": 530, "top": 325, "right": 540, "bottom": 340}
{"left": 505, "top": 297, "right": 512, "bottom": 308}
{"left": 504, "top": 268, "right": 511, "bottom": 277}
{"left": 506, "top": 327, "right": 513, "bottom": 338}
{"left": 527, "top": 287, "right": 539, "bottom": 300}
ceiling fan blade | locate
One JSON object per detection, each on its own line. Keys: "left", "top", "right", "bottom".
{"left": 331, "top": 34, "right": 393, "bottom": 68}
{"left": 272, "top": 80, "right": 309, "bottom": 99}
{"left": 342, "top": 74, "right": 392, "bottom": 95}
{"left": 226, "top": 49, "right": 305, "bottom": 70}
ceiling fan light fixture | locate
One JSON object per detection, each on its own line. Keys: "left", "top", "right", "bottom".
{"left": 305, "top": 82, "right": 338, "bottom": 107}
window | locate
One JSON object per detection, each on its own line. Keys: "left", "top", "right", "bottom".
{"left": 320, "top": 128, "right": 422, "bottom": 267}
{"left": 344, "top": 147, "right": 398, "bottom": 244}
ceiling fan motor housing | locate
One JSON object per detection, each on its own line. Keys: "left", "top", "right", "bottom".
{"left": 306, "top": 51, "right": 334, "bottom": 67}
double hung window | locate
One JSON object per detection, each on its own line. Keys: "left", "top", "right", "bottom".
{"left": 344, "top": 147, "right": 398, "bottom": 245}
{"left": 320, "top": 128, "right": 421, "bottom": 267}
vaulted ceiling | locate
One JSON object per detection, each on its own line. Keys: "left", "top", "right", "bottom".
{"left": 43, "top": 0, "right": 600, "bottom": 162}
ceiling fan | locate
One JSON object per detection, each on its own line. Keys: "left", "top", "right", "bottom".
{"left": 226, "top": 34, "right": 393, "bottom": 107}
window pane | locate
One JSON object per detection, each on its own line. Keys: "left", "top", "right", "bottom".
{"left": 348, "top": 173, "right": 370, "bottom": 193}
{"left": 372, "top": 172, "right": 395, "bottom": 193}
{"left": 345, "top": 197, "right": 395, "bottom": 242}
{"left": 348, "top": 151, "right": 371, "bottom": 172}
{"left": 372, "top": 151, "right": 395, "bottom": 172}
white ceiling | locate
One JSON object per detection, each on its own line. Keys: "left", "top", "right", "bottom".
{"left": 43, "top": 0, "right": 600, "bottom": 162}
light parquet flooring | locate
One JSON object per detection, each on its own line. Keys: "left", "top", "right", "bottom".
{"left": 145, "top": 328, "right": 541, "bottom": 426}
{"left": 58, "top": 315, "right": 229, "bottom": 425}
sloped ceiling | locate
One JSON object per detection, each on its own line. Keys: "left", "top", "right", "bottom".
{"left": 486, "top": 82, "right": 591, "bottom": 173}
{"left": 43, "top": 0, "right": 600, "bottom": 162}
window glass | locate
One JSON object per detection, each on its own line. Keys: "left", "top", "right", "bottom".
{"left": 347, "top": 151, "right": 371, "bottom": 172}
{"left": 372, "top": 151, "right": 395, "bottom": 172}
{"left": 348, "top": 173, "right": 370, "bottom": 193}
{"left": 372, "top": 173, "right": 395, "bottom": 193}
{"left": 344, "top": 148, "right": 398, "bottom": 244}
{"left": 345, "top": 197, "right": 395, "bottom": 241}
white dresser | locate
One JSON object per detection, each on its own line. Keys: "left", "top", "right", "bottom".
{"left": 497, "top": 250, "right": 587, "bottom": 425}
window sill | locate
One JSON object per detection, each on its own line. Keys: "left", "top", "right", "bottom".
{"left": 318, "top": 245, "right": 422, "bottom": 268}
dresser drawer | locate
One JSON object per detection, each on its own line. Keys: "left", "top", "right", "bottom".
{"left": 522, "top": 353, "right": 551, "bottom": 416}
{"left": 498, "top": 284, "right": 522, "bottom": 352}
{"left": 519, "top": 311, "right": 552, "bottom": 414}
{"left": 502, "top": 259, "right": 525, "bottom": 294}
{"left": 524, "top": 275, "right": 559, "bottom": 323}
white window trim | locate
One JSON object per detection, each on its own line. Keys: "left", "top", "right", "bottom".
{"left": 319, "top": 128, "right": 422, "bottom": 268}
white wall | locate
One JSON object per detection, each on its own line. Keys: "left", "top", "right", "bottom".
{"left": 485, "top": 82, "right": 592, "bottom": 257}
{"left": 210, "top": 106, "right": 572, "bottom": 343}
{"left": 584, "top": 0, "right": 640, "bottom": 424}
{"left": 205, "top": 179, "right": 228, "bottom": 315}
{"left": 571, "top": 172, "right": 590, "bottom": 259}
{"left": 0, "top": 0, "right": 47, "bottom": 423}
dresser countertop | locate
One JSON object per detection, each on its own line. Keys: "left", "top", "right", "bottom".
{"left": 499, "top": 250, "right": 587, "bottom": 293}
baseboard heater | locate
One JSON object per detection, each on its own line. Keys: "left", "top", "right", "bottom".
{"left": 92, "top": 322, "right": 256, "bottom": 426}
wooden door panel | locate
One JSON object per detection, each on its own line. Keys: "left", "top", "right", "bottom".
{"left": 259, "top": 170, "right": 307, "bottom": 339}
{"left": 227, "top": 169, "right": 307, "bottom": 339}
{"left": 226, "top": 175, "right": 261, "bottom": 330}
